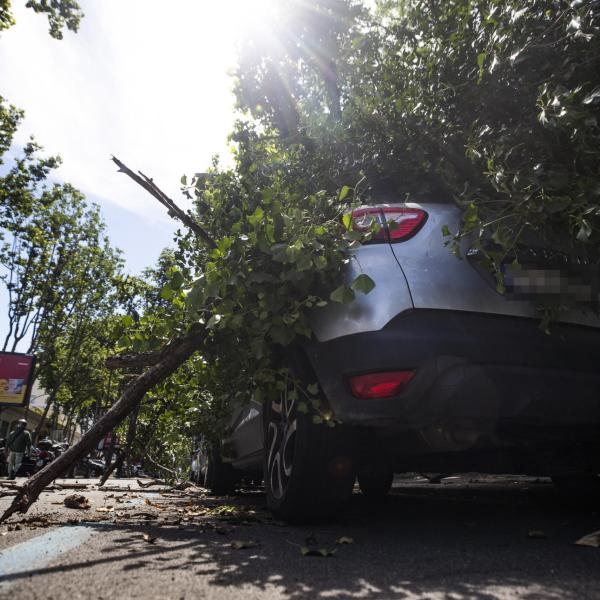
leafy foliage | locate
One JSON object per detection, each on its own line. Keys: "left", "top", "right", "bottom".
{"left": 235, "top": 0, "right": 600, "bottom": 285}
{"left": 0, "top": 0, "right": 83, "bottom": 39}
{"left": 116, "top": 0, "right": 600, "bottom": 470}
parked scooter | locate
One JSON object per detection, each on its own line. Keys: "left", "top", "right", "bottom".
{"left": 75, "top": 455, "right": 105, "bottom": 478}
{"left": 33, "top": 440, "right": 55, "bottom": 471}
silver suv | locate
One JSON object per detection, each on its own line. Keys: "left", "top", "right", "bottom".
{"left": 199, "top": 202, "right": 600, "bottom": 522}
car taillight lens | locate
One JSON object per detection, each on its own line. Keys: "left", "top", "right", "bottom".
{"left": 382, "top": 208, "right": 427, "bottom": 241}
{"left": 349, "top": 370, "right": 415, "bottom": 399}
{"left": 349, "top": 207, "right": 426, "bottom": 244}
{"left": 350, "top": 208, "right": 388, "bottom": 242}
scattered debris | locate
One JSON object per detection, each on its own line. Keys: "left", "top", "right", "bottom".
{"left": 575, "top": 530, "right": 600, "bottom": 548}
{"left": 130, "top": 511, "right": 158, "bottom": 520}
{"left": 64, "top": 495, "right": 91, "bottom": 510}
{"left": 528, "top": 530, "right": 546, "bottom": 539}
{"left": 299, "top": 533, "right": 337, "bottom": 557}
{"left": 144, "top": 498, "right": 165, "bottom": 510}
{"left": 336, "top": 536, "right": 354, "bottom": 545}
{"left": 96, "top": 506, "right": 114, "bottom": 513}
{"left": 142, "top": 533, "right": 157, "bottom": 544}
{"left": 231, "top": 540, "right": 258, "bottom": 550}
{"left": 137, "top": 479, "right": 166, "bottom": 489}
{"left": 300, "top": 546, "right": 336, "bottom": 557}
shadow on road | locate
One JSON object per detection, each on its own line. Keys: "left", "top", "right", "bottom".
{"left": 3, "top": 479, "right": 600, "bottom": 599}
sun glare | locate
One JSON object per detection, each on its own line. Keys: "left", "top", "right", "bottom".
{"left": 224, "top": 0, "right": 281, "bottom": 37}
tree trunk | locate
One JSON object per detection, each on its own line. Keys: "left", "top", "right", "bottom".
{"left": 0, "top": 327, "right": 206, "bottom": 523}
{"left": 99, "top": 400, "right": 140, "bottom": 486}
{"left": 33, "top": 396, "right": 54, "bottom": 442}
{"left": 64, "top": 411, "right": 73, "bottom": 440}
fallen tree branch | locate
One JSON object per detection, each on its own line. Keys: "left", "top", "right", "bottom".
{"left": 105, "top": 325, "right": 210, "bottom": 370}
{"left": 111, "top": 156, "right": 217, "bottom": 249}
{"left": 105, "top": 351, "right": 162, "bottom": 370}
{"left": 0, "top": 326, "right": 207, "bottom": 523}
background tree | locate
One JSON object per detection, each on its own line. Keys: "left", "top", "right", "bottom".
{"left": 0, "top": 0, "right": 83, "bottom": 39}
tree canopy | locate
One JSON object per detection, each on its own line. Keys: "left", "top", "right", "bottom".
{"left": 0, "top": 0, "right": 83, "bottom": 39}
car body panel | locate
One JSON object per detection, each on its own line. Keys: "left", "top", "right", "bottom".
{"left": 311, "top": 202, "right": 599, "bottom": 343}
{"left": 305, "top": 309, "right": 600, "bottom": 430}
{"left": 388, "top": 203, "right": 600, "bottom": 329}
{"left": 310, "top": 243, "right": 413, "bottom": 342}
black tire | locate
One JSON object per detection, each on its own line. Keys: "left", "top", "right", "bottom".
{"left": 551, "top": 474, "right": 600, "bottom": 508}
{"left": 263, "top": 370, "right": 356, "bottom": 523}
{"left": 204, "top": 444, "right": 238, "bottom": 495}
{"left": 357, "top": 467, "right": 394, "bottom": 499}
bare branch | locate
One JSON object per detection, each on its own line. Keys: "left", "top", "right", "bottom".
{"left": 111, "top": 156, "right": 217, "bottom": 249}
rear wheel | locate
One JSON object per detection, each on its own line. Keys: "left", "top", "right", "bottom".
{"left": 357, "top": 466, "right": 394, "bottom": 499}
{"left": 264, "top": 372, "right": 355, "bottom": 523}
{"left": 204, "top": 444, "right": 238, "bottom": 495}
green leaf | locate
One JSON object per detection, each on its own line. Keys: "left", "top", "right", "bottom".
{"left": 351, "top": 274, "right": 375, "bottom": 295}
{"left": 121, "top": 315, "right": 134, "bottom": 327}
{"left": 330, "top": 284, "right": 355, "bottom": 304}
{"left": 160, "top": 285, "right": 173, "bottom": 300}
{"left": 339, "top": 185, "right": 351, "bottom": 201}
{"left": 441, "top": 224, "right": 451, "bottom": 237}
{"left": 307, "top": 383, "right": 319, "bottom": 396}
{"left": 247, "top": 206, "right": 264, "bottom": 226}
{"left": 300, "top": 546, "right": 336, "bottom": 557}
{"left": 186, "top": 279, "right": 205, "bottom": 313}
{"left": 295, "top": 253, "right": 313, "bottom": 271}
{"left": 342, "top": 213, "right": 352, "bottom": 230}
{"left": 170, "top": 270, "right": 185, "bottom": 289}
{"left": 477, "top": 52, "right": 486, "bottom": 82}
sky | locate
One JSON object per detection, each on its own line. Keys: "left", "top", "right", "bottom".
{"left": 0, "top": 0, "right": 273, "bottom": 274}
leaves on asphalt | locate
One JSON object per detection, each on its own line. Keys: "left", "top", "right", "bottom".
{"left": 231, "top": 539, "right": 258, "bottom": 550}
{"left": 527, "top": 530, "right": 546, "bottom": 539}
{"left": 336, "top": 536, "right": 354, "bottom": 545}
{"left": 96, "top": 506, "right": 114, "bottom": 513}
{"left": 575, "top": 530, "right": 600, "bottom": 548}
{"left": 144, "top": 498, "right": 165, "bottom": 510}
{"left": 300, "top": 532, "right": 337, "bottom": 556}
{"left": 64, "top": 494, "right": 90, "bottom": 510}
{"left": 142, "top": 533, "right": 157, "bottom": 544}
{"left": 300, "top": 546, "right": 337, "bottom": 557}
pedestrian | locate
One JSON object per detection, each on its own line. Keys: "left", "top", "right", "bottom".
{"left": 6, "top": 419, "right": 32, "bottom": 479}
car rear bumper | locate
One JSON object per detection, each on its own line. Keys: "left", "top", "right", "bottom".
{"left": 305, "top": 309, "right": 600, "bottom": 433}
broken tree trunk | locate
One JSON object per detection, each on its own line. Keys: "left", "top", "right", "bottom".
{"left": 0, "top": 327, "right": 206, "bottom": 523}
{"left": 98, "top": 400, "right": 140, "bottom": 486}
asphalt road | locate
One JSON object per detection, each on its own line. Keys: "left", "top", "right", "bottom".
{"left": 0, "top": 475, "right": 599, "bottom": 599}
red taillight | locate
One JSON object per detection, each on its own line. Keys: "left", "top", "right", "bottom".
{"left": 349, "top": 207, "right": 426, "bottom": 244}
{"left": 382, "top": 208, "right": 427, "bottom": 241}
{"left": 349, "top": 370, "right": 415, "bottom": 399}
{"left": 350, "top": 207, "right": 387, "bottom": 242}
